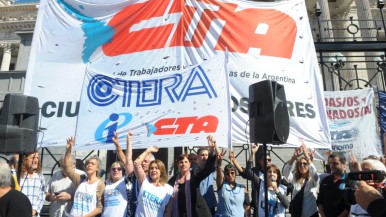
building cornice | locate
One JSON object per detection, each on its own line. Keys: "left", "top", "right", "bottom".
{"left": 0, "top": 3, "right": 37, "bottom": 31}
{"left": 0, "top": 4, "right": 38, "bottom": 13}
{"left": 0, "top": 20, "right": 35, "bottom": 31}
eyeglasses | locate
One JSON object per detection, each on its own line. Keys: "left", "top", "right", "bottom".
{"left": 299, "top": 162, "right": 308, "bottom": 166}
{"left": 111, "top": 167, "right": 122, "bottom": 172}
{"left": 267, "top": 159, "right": 272, "bottom": 162}
{"left": 225, "top": 171, "right": 236, "bottom": 176}
{"left": 364, "top": 155, "right": 380, "bottom": 160}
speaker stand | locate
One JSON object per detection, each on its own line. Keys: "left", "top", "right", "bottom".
{"left": 263, "top": 143, "right": 269, "bottom": 217}
{"left": 16, "top": 153, "right": 23, "bottom": 185}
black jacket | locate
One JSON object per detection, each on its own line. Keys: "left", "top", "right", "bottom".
{"left": 168, "top": 154, "right": 215, "bottom": 217}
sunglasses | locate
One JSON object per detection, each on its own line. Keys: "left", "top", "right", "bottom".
{"left": 267, "top": 158, "right": 272, "bottom": 162}
{"left": 225, "top": 171, "right": 236, "bottom": 176}
{"left": 111, "top": 167, "right": 122, "bottom": 172}
{"left": 299, "top": 162, "right": 308, "bottom": 166}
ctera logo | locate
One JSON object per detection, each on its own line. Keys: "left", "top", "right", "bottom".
{"left": 94, "top": 113, "right": 132, "bottom": 143}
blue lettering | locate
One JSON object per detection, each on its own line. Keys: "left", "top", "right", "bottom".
{"left": 105, "top": 113, "right": 119, "bottom": 143}
{"left": 87, "top": 66, "right": 217, "bottom": 107}
{"left": 94, "top": 113, "right": 132, "bottom": 143}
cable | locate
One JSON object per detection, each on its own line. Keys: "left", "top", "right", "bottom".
{"left": 245, "top": 119, "right": 250, "bottom": 145}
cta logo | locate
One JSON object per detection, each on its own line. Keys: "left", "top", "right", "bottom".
{"left": 153, "top": 115, "right": 218, "bottom": 135}
{"left": 104, "top": 0, "right": 296, "bottom": 59}
{"left": 94, "top": 113, "right": 132, "bottom": 143}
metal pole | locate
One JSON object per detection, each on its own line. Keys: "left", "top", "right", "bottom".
{"left": 380, "top": 8, "right": 386, "bottom": 37}
{"left": 337, "top": 68, "right": 343, "bottom": 91}
{"left": 263, "top": 143, "right": 269, "bottom": 217}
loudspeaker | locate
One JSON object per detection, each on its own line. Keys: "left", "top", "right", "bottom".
{"left": 0, "top": 94, "right": 39, "bottom": 154}
{"left": 248, "top": 80, "right": 289, "bottom": 144}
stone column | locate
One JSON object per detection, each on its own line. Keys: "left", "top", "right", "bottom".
{"left": 317, "top": 0, "right": 340, "bottom": 91}
{"left": 317, "top": 0, "right": 334, "bottom": 41}
{"left": 0, "top": 43, "right": 11, "bottom": 71}
{"left": 355, "top": 0, "right": 383, "bottom": 89}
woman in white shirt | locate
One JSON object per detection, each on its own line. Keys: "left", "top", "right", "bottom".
{"left": 64, "top": 137, "right": 105, "bottom": 217}
{"left": 133, "top": 146, "right": 173, "bottom": 217}
{"left": 102, "top": 131, "right": 135, "bottom": 217}
{"left": 283, "top": 143, "right": 319, "bottom": 217}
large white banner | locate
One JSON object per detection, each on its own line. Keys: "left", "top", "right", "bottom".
{"left": 76, "top": 54, "right": 231, "bottom": 150}
{"left": 324, "top": 89, "right": 382, "bottom": 159}
{"left": 25, "top": 0, "right": 331, "bottom": 149}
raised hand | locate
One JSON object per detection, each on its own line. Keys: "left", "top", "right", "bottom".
{"left": 207, "top": 135, "right": 216, "bottom": 148}
{"left": 218, "top": 148, "right": 227, "bottom": 161}
{"left": 112, "top": 132, "right": 119, "bottom": 146}
{"left": 251, "top": 144, "right": 260, "bottom": 154}
{"left": 293, "top": 147, "right": 302, "bottom": 158}
{"left": 309, "top": 149, "right": 315, "bottom": 161}
{"left": 349, "top": 154, "right": 361, "bottom": 172}
{"left": 66, "top": 137, "right": 75, "bottom": 149}
{"left": 229, "top": 150, "right": 235, "bottom": 160}
{"left": 127, "top": 130, "right": 134, "bottom": 141}
{"left": 147, "top": 146, "right": 159, "bottom": 153}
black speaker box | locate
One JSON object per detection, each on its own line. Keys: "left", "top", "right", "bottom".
{"left": 248, "top": 80, "right": 289, "bottom": 144}
{"left": 0, "top": 94, "right": 39, "bottom": 154}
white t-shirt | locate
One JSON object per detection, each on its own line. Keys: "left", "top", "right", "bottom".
{"left": 102, "top": 178, "right": 128, "bottom": 217}
{"left": 45, "top": 169, "right": 85, "bottom": 217}
{"left": 350, "top": 204, "right": 369, "bottom": 217}
{"left": 257, "top": 172, "right": 287, "bottom": 217}
{"left": 135, "top": 177, "right": 173, "bottom": 217}
{"left": 70, "top": 180, "right": 101, "bottom": 217}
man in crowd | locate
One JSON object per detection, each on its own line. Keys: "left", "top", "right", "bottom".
{"left": 195, "top": 147, "right": 217, "bottom": 215}
{"left": 0, "top": 161, "right": 32, "bottom": 217}
{"left": 317, "top": 153, "right": 351, "bottom": 217}
{"left": 45, "top": 155, "right": 86, "bottom": 217}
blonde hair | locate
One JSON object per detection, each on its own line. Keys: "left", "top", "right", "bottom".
{"left": 293, "top": 157, "right": 311, "bottom": 181}
{"left": 148, "top": 159, "right": 168, "bottom": 185}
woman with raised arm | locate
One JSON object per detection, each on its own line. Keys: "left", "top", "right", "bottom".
{"left": 246, "top": 144, "right": 289, "bottom": 217}
{"left": 168, "top": 135, "right": 218, "bottom": 217}
{"left": 102, "top": 131, "right": 135, "bottom": 217}
{"left": 215, "top": 149, "right": 250, "bottom": 217}
{"left": 283, "top": 142, "right": 319, "bottom": 217}
{"left": 64, "top": 137, "right": 105, "bottom": 217}
{"left": 134, "top": 146, "right": 173, "bottom": 217}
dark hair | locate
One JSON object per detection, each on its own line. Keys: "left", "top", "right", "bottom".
{"left": 267, "top": 164, "right": 282, "bottom": 184}
{"left": 224, "top": 164, "right": 236, "bottom": 173}
{"left": 176, "top": 154, "right": 189, "bottom": 164}
{"left": 256, "top": 148, "right": 270, "bottom": 160}
{"left": 197, "top": 147, "right": 209, "bottom": 155}
{"left": 329, "top": 153, "right": 346, "bottom": 163}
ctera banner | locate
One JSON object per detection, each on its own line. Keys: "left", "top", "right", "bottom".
{"left": 75, "top": 54, "right": 231, "bottom": 149}
{"left": 25, "top": 0, "right": 330, "bottom": 149}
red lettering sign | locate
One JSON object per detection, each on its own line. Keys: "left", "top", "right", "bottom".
{"left": 153, "top": 115, "right": 218, "bottom": 135}
{"left": 103, "top": 0, "right": 296, "bottom": 59}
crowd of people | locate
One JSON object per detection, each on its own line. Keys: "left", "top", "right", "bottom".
{"left": 0, "top": 131, "right": 385, "bottom": 217}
